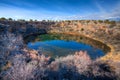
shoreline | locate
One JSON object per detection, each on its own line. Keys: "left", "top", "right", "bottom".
{"left": 49, "top": 32, "right": 119, "bottom": 61}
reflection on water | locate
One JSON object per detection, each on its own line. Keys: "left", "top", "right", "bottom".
{"left": 26, "top": 33, "right": 111, "bottom": 59}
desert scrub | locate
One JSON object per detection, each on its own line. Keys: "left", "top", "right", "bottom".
{"left": 46, "top": 51, "right": 117, "bottom": 80}
{"left": 0, "top": 50, "right": 119, "bottom": 80}
{"left": 0, "top": 31, "right": 24, "bottom": 71}
{"left": 0, "top": 24, "right": 120, "bottom": 80}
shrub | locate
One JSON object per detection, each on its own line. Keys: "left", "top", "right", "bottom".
{"left": 0, "top": 17, "right": 6, "bottom": 21}
{"left": 0, "top": 30, "right": 119, "bottom": 80}
{"left": 0, "top": 50, "right": 119, "bottom": 80}
{"left": 87, "top": 60, "right": 117, "bottom": 80}
{"left": 94, "top": 21, "right": 97, "bottom": 24}
{"left": 0, "top": 32, "right": 23, "bottom": 72}
{"left": 104, "top": 19, "right": 110, "bottom": 24}
{"left": 98, "top": 20, "right": 103, "bottom": 23}
{"left": 1, "top": 54, "right": 35, "bottom": 80}
{"left": 45, "top": 51, "right": 92, "bottom": 80}
{"left": 109, "top": 21, "right": 116, "bottom": 28}
{"left": 1, "top": 54, "right": 50, "bottom": 80}
{"left": 81, "top": 28, "right": 84, "bottom": 31}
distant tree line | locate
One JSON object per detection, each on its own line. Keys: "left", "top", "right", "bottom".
{"left": 0, "top": 17, "right": 57, "bottom": 22}
{"left": 0, "top": 17, "right": 118, "bottom": 23}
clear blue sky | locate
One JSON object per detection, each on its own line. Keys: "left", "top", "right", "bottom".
{"left": 0, "top": 0, "right": 120, "bottom": 20}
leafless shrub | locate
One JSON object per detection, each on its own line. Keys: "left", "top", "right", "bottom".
{"left": 1, "top": 53, "right": 51, "bottom": 80}
{"left": 86, "top": 60, "right": 117, "bottom": 80}
{"left": 1, "top": 51, "right": 119, "bottom": 80}
{"left": 109, "top": 61, "right": 120, "bottom": 80}
{"left": 50, "top": 51, "right": 91, "bottom": 73}
{"left": 42, "top": 51, "right": 92, "bottom": 80}
{"left": 0, "top": 32, "right": 24, "bottom": 72}
{"left": 0, "top": 32, "right": 23, "bottom": 51}
{"left": 2, "top": 54, "right": 35, "bottom": 80}
{"left": 44, "top": 51, "right": 118, "bottom": 80}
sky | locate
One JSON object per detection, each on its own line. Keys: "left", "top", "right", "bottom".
{"left": 0, "top": 0, "right": 120, "bottom": 20}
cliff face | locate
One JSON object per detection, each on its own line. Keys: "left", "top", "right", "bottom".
{"left": 50, "top": 21, "right": 120, "bottom": 63}
{"left": 50, "top": 21, "right": 120, "bottom": 55}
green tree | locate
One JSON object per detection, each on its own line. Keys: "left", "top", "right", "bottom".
{"left": 104, "top": 19, "right": 110, "bottom": 23}
{"left": 34, "top": 19, "right": 37, "bottom": 22}
{"left": 98, "top": 20, "right": 103, "bottom": 23}
{"left": 0, "top": 17, "right": 6, "bottom": 20}
{"left": 42, "top": 20, "right": 46, "bottom": 22}
{"left": 94, "top": 21, "right": 97, "bottom": 24}
{"left": 17, "top": 19, "right": 25, "bottom": 22}
{"left": 8, "top": 18, "right": 13, "bottom": 21}
{"left": 110, "top": 21, "right": 116, "bottom": 25}
{"left": 81, "top": 28, "right": 84, "bottom": 31}
{"left": 29, "top": 19, "right": 33, "bottom": 22}
{"left": 109, "top": 21, "right": 116, "bottom": 27}
{"left": 86, "top": 20, "right": 90, "bottom": 24}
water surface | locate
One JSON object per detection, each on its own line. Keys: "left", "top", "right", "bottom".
{"left": 27, "top": 33, "right": 110, "bottom": 59}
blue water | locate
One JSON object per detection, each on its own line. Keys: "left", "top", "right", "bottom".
{"left": 28, "top": 40, "right": 104, "bottom": 59}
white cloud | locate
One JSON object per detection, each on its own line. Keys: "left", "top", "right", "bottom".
{"left": 94, "top": 0, "right": 106, "bottom": 13}
{"left": 0, "top": 0, "right": 120, "bottom": 20}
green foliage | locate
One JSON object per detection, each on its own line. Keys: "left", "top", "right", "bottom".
{"left": 34, "top": 19, "right": 37, "bottom": 22}
{"left": 98, "top": 20, "right": 103, "bottom": 23}
{"left": 110, "top": 21, "right": 116, "bottom": 25}
{"left": 42, "top": 20, "right": 46, "bottom": 22}
{"left": 86, "top": 20, "right": 90, "bottom": 23}
{"left": 81, "top": 28, "right": 84, "bottom": 31}
{"left": 38, "top": 33, "right": 61, "bottom": 41}
{"left": 104, "top": 19, "right": 110, "bottom": 23}
{"left": 94, "top": 21, "right": 97, "bottom": 24}
{"left": 29, "top": 19, "right": 33, "bottom": 22}
{"left": 8, "top": 18, "right": 13, "bottom": 21}
{"left": 0, "top": 17, "right": 6, "bottom": 21}
{"left": 17, "top": 19, "right": 25, "bottom": 22}
{"left": 108, "top": 21, "right": 116, "bottom": 28}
